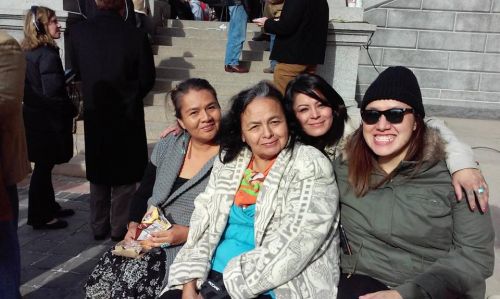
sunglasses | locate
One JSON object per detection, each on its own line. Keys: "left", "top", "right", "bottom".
{"left": 361, "top": 108, "right": 414, "bottom": 125}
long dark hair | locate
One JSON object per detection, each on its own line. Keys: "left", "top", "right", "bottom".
{"left": 284, "top": 73, "right": 348, "bottom": 151}
{"left": 169, "top": 78, "right": 218, "bottom": 119}
{"left": 219, "top": 81, "right": 296, "bottom": 164}
{"left": 347, "top": 115, "right": 427, "bottom": 197}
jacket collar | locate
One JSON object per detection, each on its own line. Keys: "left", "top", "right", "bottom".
{"left": 159, "top": 132, "right": 216, "bottom": 207}
{"left": 95, "top": 10, "right": 123, "bottom": 19}
{"left": 216, "top": 146, "right": 295, "bottom": 245}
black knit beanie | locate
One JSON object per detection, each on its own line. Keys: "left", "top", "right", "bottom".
{"left": 361, "top": 66, "right": 425, "bottom": 118}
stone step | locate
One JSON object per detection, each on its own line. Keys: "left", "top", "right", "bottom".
{"left": 53, "top": 154, "right": 86, "bottom": 178}
{"left": 155, "top": 66, "right": 273, "bottom": 81}
{"left": 154, "top": 45, "right": 271, "bottom": 61}
{"left": 154, "top": 56, "right": 271, "bottom": 70}
{"left": 164, "top": 19, "right": 263, "bottom": 32}
{"left": 155, "top": 36, "right": 269, "bottom": 52}
{"left": 145, "top": 89, "right": 238, "bottom": 108}
{"left": 144, "top": 91, "right": 169, "bottom": 106}
{"left": 152, "top": 78, "right": 264, "bottom": 97}
{"left": 156, "top": 26, "right": 264, "bottom": 40}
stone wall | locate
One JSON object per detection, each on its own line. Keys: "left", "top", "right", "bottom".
{"left": 358, "top": 0, "right": 500, "bottom": 118}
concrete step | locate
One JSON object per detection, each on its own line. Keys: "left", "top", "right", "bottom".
{"left": 155, "top": 66, "right": 273, "bottom": 81}
{"left": 155, "top": 36, "right": 269, "bottom": 52}
{"left": 53, "top": 154, "right": 86, "bottom": 178}
{"left": 154, "top": 45, "right": 270, "bottom": 61}
{"left": 156, "top": 26, "right": 264, "bottom": 40}
{"left": 144, "top": 90, "right": 239, "bottom": 108}
{"left": 144, "top": 91, "right": 169, "bottom": 106}
{"left": 152, "top": 78, "right": 266, "bottom": 97}
{"left": 154, "top": 56, "right": 271, "bottom": 70}
{"left": 164, "top": 19, "right": 263, "bottom": 32}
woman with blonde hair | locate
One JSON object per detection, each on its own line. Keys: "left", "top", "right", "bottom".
{"left": 22, "top": 6, "right": 77, "bottom": 230}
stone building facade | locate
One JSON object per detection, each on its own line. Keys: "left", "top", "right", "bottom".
{"left": 357, "top": 0, "right": 500, "bottom": 118}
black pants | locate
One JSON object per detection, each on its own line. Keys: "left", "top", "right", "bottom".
{"left": 160, "top": 271, "right": 274, "bottom": 299}
{"left": 0, "top": 185, "right": 21, "bottom": 298}
{"left": 337, "top": 273, "right": 389, "bottom": 299}
{"left": 27, "top": 162, "right": 61, "bottom": 226}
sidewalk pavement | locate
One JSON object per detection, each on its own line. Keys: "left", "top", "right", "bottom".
{"left": 16, "top": 117, "right": 500, "bottom": 299}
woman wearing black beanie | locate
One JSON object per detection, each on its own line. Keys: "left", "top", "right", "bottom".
{"left": 334, "top": 66, "right": 494, "bottom": 299}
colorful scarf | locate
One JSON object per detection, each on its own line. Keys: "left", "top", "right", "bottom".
{"left": 234, "top": 157, "right": 275, "bottom": 207}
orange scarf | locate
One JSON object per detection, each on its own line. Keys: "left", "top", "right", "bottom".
{"left": 234, "top": 158, "right": 275, "bottom": 207}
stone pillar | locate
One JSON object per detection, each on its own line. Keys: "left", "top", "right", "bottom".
{"left": 317, "top": 1, "right": 376, "bottom": 107}
{"left": 317, "top": 22, "right": 375, "bottom": 107}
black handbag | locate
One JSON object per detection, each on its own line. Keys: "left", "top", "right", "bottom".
{"left": 200, "top": 271, "right": 231, "bottom": 299}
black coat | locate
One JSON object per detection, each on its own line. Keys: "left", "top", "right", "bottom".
{"left": 69, "top": 10, "right": 156, "bottom": 185}
{"left": 264, "top": 0, "right": 329, "bottom": 65}
{"left": 23, "top": 45, "right": 76, "bottom": 164}
{"left": 78, "top": 0, "right": 136, "bottom": 27}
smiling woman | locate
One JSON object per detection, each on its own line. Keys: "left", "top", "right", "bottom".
{"left": 240, "top": 97, "right": 289, "bottom": 171}
{"left": 85, "top": 78, "right": 221, "bottom": 299}
{"left": 335, "top": 67, "right": 494, "bottom": 299}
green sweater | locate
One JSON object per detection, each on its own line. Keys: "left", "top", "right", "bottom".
{"left": 334, "top": 130, "right": 494, "bottom": 299}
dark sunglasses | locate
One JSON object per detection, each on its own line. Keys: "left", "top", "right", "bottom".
{"left": 361, "top": 108, "right": 414, "bottom": 125}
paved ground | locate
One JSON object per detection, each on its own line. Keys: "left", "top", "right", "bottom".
{"left": 17, "top": 176, "right": 109, "bottom": 299}
{"left": 16, "top": 117, "right": 500, "bottom": 298}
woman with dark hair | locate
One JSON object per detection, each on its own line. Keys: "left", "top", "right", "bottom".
{"left": 284, "top": 73, "right": 489, "bottom": 211}
{"left": 284, "top": 73, "right": 348, "bottom": 154}
{"left": 165, "top": 81, "right": 340, "bottom": 298}
{"left": 85, "top": 78, "right": 221, "bottom": 299}
{"left": 21, "top": 6, "right": 77, "bottom": 230}
{"left": 334, "top": 66, "right": 494, "bottom": 299}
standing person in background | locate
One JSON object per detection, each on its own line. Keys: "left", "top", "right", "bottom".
{"left": 262, "top": 0, "right": 283, "bottom": 74}
{"left": 224, "top": 0, "right": 249, "bottom": 73}
{"left": 0, "top": 30, "right": 31, "bottom": 299}
{"left": 253, "top": 0, "right": 329, "bottom": 94}
{"left": 70, "top": 0, "right": 156, "bottom": 241}
{"left": 21, "top": 6, "right": 77, "bottom": 230}
{"left": 168, "top": 0, "right": 195, "bottom": 20}
{"left": 78, "top": 0, "right": 136, "bottom": 26}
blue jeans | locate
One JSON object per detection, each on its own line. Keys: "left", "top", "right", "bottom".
{"left": 270, "top": 34, "right": 276, "bottom": 69}
{"left": 0, "top": 185, "right": 21, "bottom": 299}
{"left": 225, "top": 5, "right": 248, "bottom": 66}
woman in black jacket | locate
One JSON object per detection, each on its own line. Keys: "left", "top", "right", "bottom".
{"left": 21, "top": 6, "right": 77, "bottom": 230}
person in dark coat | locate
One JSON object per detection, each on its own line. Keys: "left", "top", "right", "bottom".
{"left": 253, "top": 0, "right": 329, "bottom": 94}
{"left": 78, "top": 0, "right": 136, "bottom": 27}
{"left": 70, "top": 0, "right": 156, "bottom": 241}
{"left": 21, "top": 6, "right": 77, "bottom": 230}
